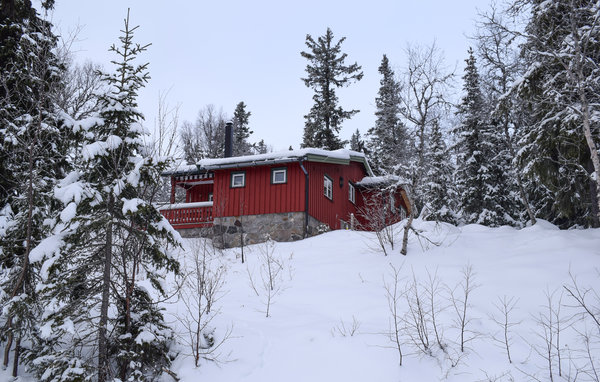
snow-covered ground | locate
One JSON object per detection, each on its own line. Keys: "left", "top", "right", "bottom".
{"left": 167, "top": 220, "right": 600, "bottom": 382}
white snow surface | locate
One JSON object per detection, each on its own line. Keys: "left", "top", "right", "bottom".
{"left": 165, "top": 220, "right": 600, "bottom": 382}
{"left": 356, "top": 175, "right": 408, "bottom": 186}
{"left": 2, "top": 220, "right": 599, "bottom": 382}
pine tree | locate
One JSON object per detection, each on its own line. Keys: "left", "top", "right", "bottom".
{"left": 422, "top": 121, "right": 456, "bottom": 223}
{"left": 455, "top": 48, "right": 510, "bottom": 226}
{"left": 232, "top": 101, "right": 253, "bottom": 156}
{"left": 300, "top": 27, "right": 363, "bottom": 150}
{"left": 367, "top": 54, "right": 410, "bottom": 175}
{"left": 0, "top": 1, "right": 69, "bottom": 375}
{"left": 28, "top": 12, "right": 180, "bottom": 381}
{"left": 516, "top": 0, "right": 600, "bottom": 227}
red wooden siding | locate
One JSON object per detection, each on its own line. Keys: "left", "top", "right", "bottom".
{"left": 186, "top": 183, "right": 213, "bottom": 203}
{"left": 306, "top": 161, "right": 366, "bottom": 230}
{"left": 213, "top": 163, "right": 306, "bottom": 217}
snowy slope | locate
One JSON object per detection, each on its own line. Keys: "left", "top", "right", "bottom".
{"left": 167, "top": 220, "right": 600, "bottom": 382}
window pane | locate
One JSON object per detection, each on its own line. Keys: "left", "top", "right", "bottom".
{"left": 273, "top": 169, "right": 286, "bottom": 183}
{"left": 232, "top": 173, "right": 245, "bottom": 187}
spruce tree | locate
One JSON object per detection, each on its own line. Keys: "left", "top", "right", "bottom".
{"left": 0, "top": 1, "right": 69, "bottom": 375}
{"left": 28, "top": 12, "right": 180, "bottom": 381}
{"left": 455, "top": 48, "right": 509, "bottom": 226}
{"left": 300, "top": 27, "right": 363, "bottom": 150}
{"left": 516, "top": 0, "right": 600, "bottom": 227}
{"left": 367, "top": 54, "right": 410, "bottom": 175}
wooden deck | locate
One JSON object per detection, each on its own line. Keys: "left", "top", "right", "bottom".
{"left": 159, "top": 202, "right": 213, "bottom": 229}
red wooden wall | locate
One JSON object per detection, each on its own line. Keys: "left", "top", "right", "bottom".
{"left": 186, "top": 184, "right": 213, "bottom": 203}
{"left": 212, "top": 163, "right": 306, "bottom": 217}
{"left": 306, "top": 161, "right": 366, "bottom": 230}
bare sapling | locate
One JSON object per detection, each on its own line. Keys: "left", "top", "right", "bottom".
{"left": 563, "top": 270, "right": 600, "bottom": 381}
{"left": 425, "top": 268, "right": 448, "bottom": 351}
{"left": 563, "top": 271, "right": 600, "bottom": 330}
{"left": 489, "top": 295, "right": 520, "bottom": 364}
{"left": 383, "top": 263, "right": 405, "bottom": 365}
{"left": 178, "top": 238, "right": 230, "bottom": 367}
{"left": 532, "top": 288, "right": 573, "bottom": 382}
{"left": 247, "top": 238, "right": 288, "bottom": 317}
{"left": 449, "top": 264, "right": 479, "bottom": 353}
{"left": 332, "top": 316, "right": 361, "bottom": 337}
{"left": 404, "top": 268, "right": 431, "bottom": 355}
{"left": 358, "top": 190, "right": 399, "bottom": 256}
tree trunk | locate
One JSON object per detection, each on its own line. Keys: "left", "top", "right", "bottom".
{"left": 400, "top": 213, "right": 414, "bottom": 256}
{"left": 98, "top": 193, "right": 114, "bottom": 382}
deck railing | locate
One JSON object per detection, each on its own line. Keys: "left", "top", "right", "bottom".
{"left": 159, "top": 202, "right": 213, "bottom": 229}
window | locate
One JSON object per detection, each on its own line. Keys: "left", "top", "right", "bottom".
{"left": 231, "top": 171, "right": 245, "bottom": 188}
{"left": 348, "top": 183, "right": 355, "bottom": 204}
{"left": 208, "top": 193, "right": 213, "bottom": 202}
{"left": 271, "top": 168, "right": 287, "bottom": 184}
{"left": 324, "top": 175, "right": 333, "bottom": 200}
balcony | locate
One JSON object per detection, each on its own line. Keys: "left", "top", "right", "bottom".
{"left": 159, "top": 201, "right": 214, "bottom": 229}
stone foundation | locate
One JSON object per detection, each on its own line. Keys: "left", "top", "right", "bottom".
{"left": 211, "top": 212, "right": 325, "bottom": 248}
{"left": 176, "top": 226, "right": 213, "bottom": 239}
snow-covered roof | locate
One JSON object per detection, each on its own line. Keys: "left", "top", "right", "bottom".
{"left": 355, "top": 175, "right": 409, "bottom": 188}
{"left": 164, "top": 148, "right": 373, "bottom": 176}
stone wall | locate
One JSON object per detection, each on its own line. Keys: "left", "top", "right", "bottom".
{"left": 211, "top": 212, "right": 325, "bottom": 248}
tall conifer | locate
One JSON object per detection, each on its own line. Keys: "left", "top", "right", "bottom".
{"left": 300, "top": 27, "right": 363, "bottom": 150}
{"left": 367, "top": 54, "right": 410, "bottom": 175}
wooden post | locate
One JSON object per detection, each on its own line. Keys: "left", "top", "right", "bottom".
{"left": 170, "top": 177, "right": 176, "bottom": 204}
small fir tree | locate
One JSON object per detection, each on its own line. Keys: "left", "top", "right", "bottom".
{"left": 28, "top": 12, "right": 180, "bottom": 382}
{"left": 422, "top": 121, "right": 456, "bottom": 223}
{"left": 349, "top": 128, "right": 365, "bottom": 152}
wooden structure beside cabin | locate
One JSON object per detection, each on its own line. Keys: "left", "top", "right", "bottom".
{"left": 160, "top": 148, "right": 410, "bottom": 247}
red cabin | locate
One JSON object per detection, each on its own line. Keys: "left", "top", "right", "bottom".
{"left": 161, "top": 149, "right": 410, "bottom": 247}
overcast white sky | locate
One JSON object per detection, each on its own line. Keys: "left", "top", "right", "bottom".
{"left": 48, "top": 0, "right": 485, "bottom": 152}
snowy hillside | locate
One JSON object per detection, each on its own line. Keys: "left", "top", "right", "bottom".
{"left": 166, "top": 220, "right": 600, "bottom": 382}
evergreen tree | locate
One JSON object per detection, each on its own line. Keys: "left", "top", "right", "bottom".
{"left": 455, "top": 48, "right": 510, "bottom": 226}
{"left": 349, "top": 128, "right": 365, "bottom": 152}
{"left": 0, "top": 0, "right": 68, "bottom": 375}
{"left": 300, "top": 27, "right": 363, "bottom": 150}
{"left": 516, "top": 0, "right": 600, "bottom": 227}
{"left": 28, "top": 12, "right": 180, "bottom": 382}
{"left": 475, "top": 7, "right": 537, "bottom": 225}
{"left": 367, "top": 54, "right": 410, "bottom": 175}
{"left": 422, "top": 121, "right": 456, "bottom": 223}
{"left": 232, "top": 101, "right": 253, "bottom": 156}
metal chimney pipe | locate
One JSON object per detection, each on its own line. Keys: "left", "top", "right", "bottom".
{"left": 224, "top": 121, "right": 233, "bottom": 158}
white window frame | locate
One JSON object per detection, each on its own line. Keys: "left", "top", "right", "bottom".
{"left": 348, "top": 182, "right": 355, "bottom": 204}
{"left": 231, "top": 172, "right": 246, "bottom": 188}
{"left": 324, "top": 175, "right": 333, "bottom": 200}
{"left": 271, "top": 168, "right": 287, "bottom": 184}
{"left": 208, "top": 192, "right": 213, "bottom": 202}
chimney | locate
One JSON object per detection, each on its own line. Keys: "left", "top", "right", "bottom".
{"left": 225, "top": 121, "right": 233, "bottom": 158}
